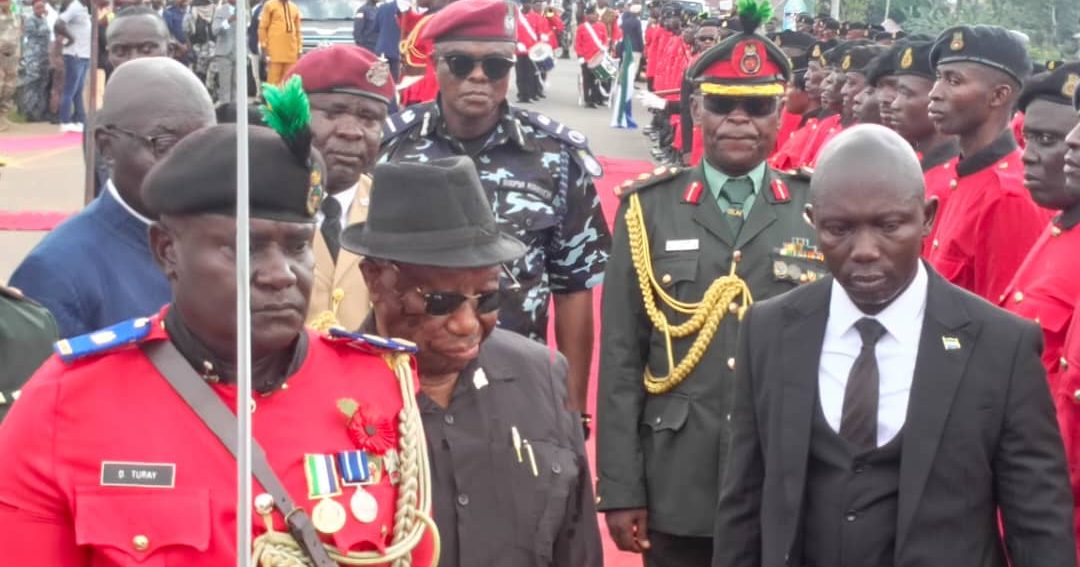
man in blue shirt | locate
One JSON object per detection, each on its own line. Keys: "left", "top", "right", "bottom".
{"left": 162, "top": 0, "right": 189, "bottom": 62}
{"left": 10, "top": 57, "right": 214, "bottom": 338}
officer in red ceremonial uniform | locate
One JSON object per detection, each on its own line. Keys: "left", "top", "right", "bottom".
{"left": 803, "top": 43, "right": 886, "bottom": 170}
{"left": 0, "top": 83, "right": 436, "bottom": 566}
{"left": 1059, "top": 74, "right": 1080, "bottom": 556}
{"left": 793, "top": 41, "right": 851, "bottom": 171}
{"left": 888, "top": 39, "right": 960, "bottom": 257}
{"left": 999, "top": 62, "right": 1080, "bottom": 389}
{"left": 925, "top": 25, "right": 1049, "bottom": 302}
{"left": 576, "top": 5, "right": 609, "bottom": 108}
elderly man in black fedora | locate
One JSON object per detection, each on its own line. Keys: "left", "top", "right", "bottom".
{"left": 341, "top": 156, "right": 604, "bottom": 567}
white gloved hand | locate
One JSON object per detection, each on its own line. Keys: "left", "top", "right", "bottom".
{"left": 638, "top": 90, "right": 667, "bottom": 110}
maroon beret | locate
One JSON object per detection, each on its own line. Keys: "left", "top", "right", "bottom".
{"left": 286, "top": 45, "right": 395, "bottom": 105}
{"left": 422, "top": 0, "right": 517, "bottom": 44}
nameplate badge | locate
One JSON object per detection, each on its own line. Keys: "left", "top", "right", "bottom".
{"left": 100, "top": 461, "right": 176, "bottom": 488}
{"left": 942, "top": 336, "right": 962, "bottom": 351}
{"left": 665, "top": 239, "right": 700, "bottom": 252}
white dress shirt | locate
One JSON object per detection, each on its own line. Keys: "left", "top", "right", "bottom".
{"left": 315, "top": 184, "right": 359, "bottom": 230}
{"left": 818, "top": 262, "right": 928, "bottom": 447}
{"left": 107, "top": 180, "right": 152, "bottom": 226}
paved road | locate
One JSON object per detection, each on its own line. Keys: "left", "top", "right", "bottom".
{"left": 0, "top": 60, "right": 653, "bottom": 282}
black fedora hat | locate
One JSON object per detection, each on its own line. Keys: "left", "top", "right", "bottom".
{"left": 341, "top": 156, "right": 527, "bottom": 268}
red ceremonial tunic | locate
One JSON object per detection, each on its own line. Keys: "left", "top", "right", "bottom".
{"left": 0, "top": 308, "right": 436, "bottom": 567}
{"left": 574, "top": 21, "right": 607, "bottom": 63}
{"left": 926, "top": 130, "right": 1050, "bottom": 302}
{"left": 919, "top": 141, "right": 961, "bottom": 257}
{"left": 999, "top": 212, "right": 1080, "bottom": 388}
{"left": 794, "top": 112, "right": 841, "bottom": 170}
{"left": 775, "top": 109, "right": 803, "bottom": 155}
{"left": 644, "top": 26, "right": 669, "bottom": 80}
{"left": 1056, "top": 305, "right": 1080, "bottom": 550}
{"left": 769, "top": 115, "right": 820, "bottom": 170}
{"left": 400, "top": 14, "right": 438, "bottom": 106}
{"left": 545, "top": 13, "right": 563, "bottom": 49}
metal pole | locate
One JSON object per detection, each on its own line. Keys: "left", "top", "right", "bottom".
{"left": 234, "top": 0, "right": 253, "bottom": 563}
{"left": 84, "top": 0, "right": 99, "bottom": 205}
{"left": 830, "top": 0, "right": 839, "bottom": 20}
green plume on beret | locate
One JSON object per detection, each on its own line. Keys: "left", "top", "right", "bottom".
{"left": 260, "top": 75, "right": 313, "bottom": 164}
{"left": 737, "top": 0, "right": 772, "bottom": 35}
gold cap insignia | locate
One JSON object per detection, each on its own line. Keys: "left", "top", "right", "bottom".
{"left": 1048, "top": 61, "right": 1059, "bottom": 70}
{"left": 1064, "top": 73, "right": 1080, "bottom": 101}
{"left": 739, "top": 42, "right": 762, "bottom": 75}
{"left": 900, "top": 47, "right": 913, "bottom": 70}
{"left": 811, "top": 44, "right": 821, "bottom": 58}
{"left": 307, "top": 168, "right": 325, "bottom": 216}
{"left": 950, "top": 30, "right": 964, "bottom": 51}
{"left": 841, "top": 54, "right": 851, "bottom": 71}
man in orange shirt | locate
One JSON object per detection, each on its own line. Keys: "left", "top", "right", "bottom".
{"left": 258, "top": 0, "right": 301, "bottom": 84}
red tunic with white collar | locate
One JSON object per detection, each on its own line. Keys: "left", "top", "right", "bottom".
{"left": 925, "top": 130, "right": 1051, "bottom": 302}
{"left": 0, "top": 307, "right": 435, "bottom": 566}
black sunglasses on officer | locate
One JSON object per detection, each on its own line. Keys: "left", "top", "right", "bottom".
{"left": 440, "top": 54, "right": 516, "bottom": 80}
{"left": 701, "top": 95, "right": 780, "bottom": 118}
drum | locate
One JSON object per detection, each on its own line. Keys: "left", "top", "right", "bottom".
{"left": 528, "top": 43, "right": 556, "bottom": 72}
{"left": 587, "top": 52, "right": 618, "bottom": 82}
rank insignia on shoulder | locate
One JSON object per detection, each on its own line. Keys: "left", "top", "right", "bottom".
{"left": 54, "top": 316, "right": 153, "bottom": 363}
{"left": 770, "top": 178, "right": 791, "bottom": 203}
{"left": 615, "top": 165, "right": 683, "bottom": 198}
{"left": 777, "top": 237, "right": 825, "bottom": 262}
{"left": 326, "top": 328, "right": 419, "bottom": 354}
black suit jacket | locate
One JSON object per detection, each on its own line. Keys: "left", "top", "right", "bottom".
{"left": 712, "top": 266, "right": 1076, "bottom": 567}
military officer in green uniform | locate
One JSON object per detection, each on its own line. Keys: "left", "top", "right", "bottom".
{"left": 0, "top": 284, "right": 57, "bottom": 421}
{"left": 596, "top": 1, "right": 827, "bottom": 565}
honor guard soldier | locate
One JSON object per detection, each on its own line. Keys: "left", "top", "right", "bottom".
{"left": 1058, "top": 78, "right": 1080, "bottom": 555}
{"left": 925, "top": 25, "right": 1050, "bottom": 303}
{"left": 285, "top": 45, "right": 396, "bottom": 332}
{"left": 0, "top": 283, "right": 57, "bottom": 422}
{"left": 887, "top": 39, "right": 961, "bottom": 257}
{"left": 999, "top": 62, "right": 1080, "bottom": 393}
{"left": 596, "top": 1, "right": 826, "bottom": 565}
{"left": 345, "top": 156, "right": 603, "bottom": 567}
{"left": 0, "top": 79, "right": 436, "bottom": 566}
{"left": 380, "top": 0, "right": 612, "bottom": 420}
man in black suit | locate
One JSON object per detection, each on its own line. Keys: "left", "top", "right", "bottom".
{"left": 712, "top": 124, "right": 1076, "bottom": 567}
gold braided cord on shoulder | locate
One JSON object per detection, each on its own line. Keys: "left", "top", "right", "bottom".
{"left": 252, "top": 353, "right": 440, "bottom": 567}
{"left": 400, "top": 15, "right": 433, "bottom": 67}
{"left": 625, "top": 193, "right": 752, "bottom": 395}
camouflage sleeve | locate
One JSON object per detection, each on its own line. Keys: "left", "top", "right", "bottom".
{"left": 546, "top": 150, "right": 612, "bottom": 294}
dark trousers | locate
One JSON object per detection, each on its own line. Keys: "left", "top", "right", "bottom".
{"left": 515, "top": 54, "right": 540, "bottom": 101}
{"left": 643, "top": 531, "right": 713, "bottom": 567}
{"left": 581, "top": 62, "right": 603, "bottom": 104}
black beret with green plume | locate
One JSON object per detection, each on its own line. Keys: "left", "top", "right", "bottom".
{"left": 685, "top": 0, "right": 791, "bottom": 95}
{"left": 142, "top": 76, "right": 326, "bottom": 223}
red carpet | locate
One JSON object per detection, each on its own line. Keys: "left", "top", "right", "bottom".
{"left": 550, "top": 156, "right": 653, "bottom": 567}
{"left": 0, "top": 131, "right": 82, "bottom": 154}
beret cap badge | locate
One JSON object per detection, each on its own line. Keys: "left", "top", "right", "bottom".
{"left": 900, "top": 47, "right": 913, "bottom": 70}
{"left": 950, "top": 30, "right": 964, "bottom": 51}
{"left": 366, "top": 57, "right": 391, "bottom": 88}
{"left": 307, "top": 168, "right": 325, "bottom": 216}
{"left": 841, "top": 54, "right": 851, "bottom": 71}
{"left": 811, "top": 44, "right": 821, "bottom": 58}
{"left": 1065, "top": 73, "right": 1080, "bottom": 101}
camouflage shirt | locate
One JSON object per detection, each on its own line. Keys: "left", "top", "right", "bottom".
{"left": 380, "top": 100, "right": 612, "bottom": 342}
{"left": 0, "top": 7, "right": 20, "bottom": 57}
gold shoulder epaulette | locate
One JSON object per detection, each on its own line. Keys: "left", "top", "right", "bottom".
{"left": 614, "top": 165, "right": 683, "bottom": 198}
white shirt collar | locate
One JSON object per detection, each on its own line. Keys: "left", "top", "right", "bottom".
{"left": 316, "top": 184, "right": 359, "bottom": 227}
{"left": 826, "top": 262, "right": 928, "bottom": 348}
{"left": 107, "top": 179, "right": 153, "bottom": 226}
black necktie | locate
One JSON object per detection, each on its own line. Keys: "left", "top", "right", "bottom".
{"left": 720, "top": 177, "right": 753, "bottom": 235}
{"left": 320, "top": 197, "right": 342, "bottom": 262}
{"left": 840, "top": 317, "right": 887, "bottom": 453}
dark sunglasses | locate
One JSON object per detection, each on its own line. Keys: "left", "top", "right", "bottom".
{"left": 441, "top": 54, "right": 516, "bottom": 80}
{"left": 415, "top": 288, "right": 503, "bottom": 316}
{"left": 702, "top": 96, "right": 779, "bottom": 117}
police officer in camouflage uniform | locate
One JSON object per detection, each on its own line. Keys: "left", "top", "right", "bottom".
{"left": 380, "top": 0, "right": 612, "bottom": 423}
{"left": 0, "top": 284, "right": 57, "bottom": 422}
{"left": 0, "top": 0, "right": 21, "bottom": 131}
{"left": 596, "top": 3, "right": 826, "bottom": 566}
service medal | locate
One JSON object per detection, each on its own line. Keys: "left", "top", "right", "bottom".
{"left": 304, "top": 454, "right": 345, "bottom": 534}
{"left": 350, "top": 487, "right": 379, "bottom": 523}
{"left": 339, "top": 450, "right": 381, "bottom": 523}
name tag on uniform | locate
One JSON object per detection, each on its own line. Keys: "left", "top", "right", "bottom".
{"left": 100, "top": 461, "right": 176, "bottom": 488}
{"left": 665, "top": 239, "right": 700, "bottom": 252}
